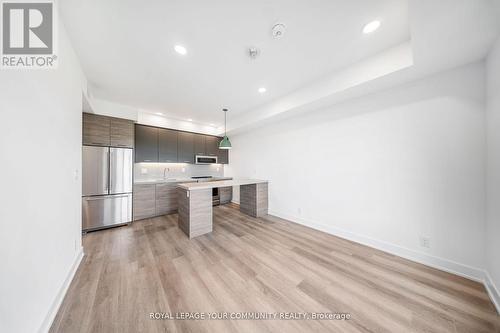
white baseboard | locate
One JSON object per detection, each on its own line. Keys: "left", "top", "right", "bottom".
{"left": 231, "top": 199, "right": 240, "bottom": 205}
{"left": 38, "top": 247, "right": 84, "bottom": 333}
{"left": 485, "top": 272, "right": 500, "bottom": 314}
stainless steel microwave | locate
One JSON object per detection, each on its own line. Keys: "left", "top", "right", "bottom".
{"left": 195, "top": 155, "right": 218, "bottom": 164}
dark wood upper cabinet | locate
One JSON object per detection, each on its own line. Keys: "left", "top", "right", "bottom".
{"left": 135, "top": 125, "right": 158, "bottom": 162}
{"left": 158, "top": 128, "right": 178, "bottom": 163}
{"left": 110, "top": 117, "right": 134, "bottom": 148}
{"left": 217, "top": 144, "right": 229, "bottom": 164}
{"left": 83, "top": 113, "right": 111, "bottom": 146}
{"left": 193, "top": 134, "right": 206, "bottom": 156}
{"left": 132, "top": 124, "right": 227, "bottom": 164}
{"left": 205, "top": 136, "right": 219, "bottom": 156}
{"left": 178, "top": 132, "right": 195, "bottom": 164}
{"left": 83, "top": 114, "right": 228, "bottom": 164}
{"left": 83, "top": 113, "right": 134, "bottom": 148}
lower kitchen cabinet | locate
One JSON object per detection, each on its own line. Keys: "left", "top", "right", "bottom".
{"left": 220, "top": 186, "right": 233, "bottom": 204}
{"left": 155, "top": 183, "right": 178, "bottom": 215}
{"left": 134, "top": 181, "right": 232, "bottom": 221}
{"left": 134, "top": 181, "right": 197, "bottom": 220}
{"left": 133, "top": 184, "right": 156, "bottom": 220}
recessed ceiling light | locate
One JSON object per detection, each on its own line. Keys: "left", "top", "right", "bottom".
{"left": 363, "top": 20, "right": 381, "bottom": 34}
{"left": 155, "top": 112, "right": 163, "bottom": 116}
{"left": 258, "top": 87, "right": 267, "bottom": 93}
{"left": 187, "top": 118, "right": 193, "bottom": 122}
{"left": 174, "top": 45, "right": 187, "bottom": 55}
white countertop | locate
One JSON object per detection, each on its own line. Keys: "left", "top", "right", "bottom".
{"left": 134, "top": 177, "right": 233, "bottom": 185}
{"left": 177, "top": 178, "right": 268, "bottom": 190}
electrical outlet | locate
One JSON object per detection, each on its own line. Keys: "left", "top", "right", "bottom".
{"left": 419, "top": 236, "right": 431, "bottom": 249}
{"left": 182, "top": 167, "right": 186, "bottom": 173}
{"left": 297, "top": 207, "right": 302, "bottom": 215}
{"left": 141, "top": 168, "right": 148, "bottom": 174}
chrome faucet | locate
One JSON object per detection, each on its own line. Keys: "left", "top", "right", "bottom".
{"left": 163, "top": 167, "right": 170, "bottom": 180}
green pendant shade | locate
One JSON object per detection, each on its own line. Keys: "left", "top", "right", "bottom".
{"left": 219, "top": 135, "right": 232, "bottom": 149}
{"left": 219, "top": 108, "right": 232, "bottom": 149}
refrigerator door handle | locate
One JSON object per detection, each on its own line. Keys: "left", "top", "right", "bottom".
{"left": 82, "top": 194, "right": 132, "bottom": 231}
{"left": 106, "top": 147, "right": 110, "bottom": 194}
{"left": 109, "top": 149, "right": 113, "bottom": 192}
{"left": 84, "top": 194, "right": 130, "bottom": 201}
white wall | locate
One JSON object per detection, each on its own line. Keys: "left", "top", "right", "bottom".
{"left": 486, "top": 36, "right": 500, "bottom": 309}
{"left": 0, "top": 18, "right": 85, "bottom": 333}
{"left": 226, "top": 62, "right": 487, "bottom": 277}
{"left": 88, "top": 97, "right": 138, "bottom": 121}
{"left": 138, "top": 112, "right": 221, "bottom": 136}
{"left": 87, "top": 97, "right": 222, "bottom": 136}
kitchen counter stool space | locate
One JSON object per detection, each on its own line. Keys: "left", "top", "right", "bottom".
{"left": 177, "top": 179, "right": 268, "bottom": 238}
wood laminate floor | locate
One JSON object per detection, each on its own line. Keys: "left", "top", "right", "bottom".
{"left": 51, "top": 204, "right": 500, "bottom": 333}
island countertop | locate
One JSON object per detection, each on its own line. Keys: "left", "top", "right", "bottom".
{"left": 177, "top": 178, "right": 268, "bottom": 190}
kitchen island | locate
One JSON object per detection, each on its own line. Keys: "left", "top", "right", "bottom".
{"left": 177, "top": 179, "right": 268, "bottom": 238}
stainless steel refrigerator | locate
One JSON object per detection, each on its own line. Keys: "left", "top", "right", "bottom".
{"left": 82, "top": 146, "right": 133, "bottom": 232}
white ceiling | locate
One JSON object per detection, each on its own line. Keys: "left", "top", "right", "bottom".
{"left": 227, "top": 0, "right": 500, "bottom": 134}
{"left": 60, "top": 0, "right": 410, "bottom": 126}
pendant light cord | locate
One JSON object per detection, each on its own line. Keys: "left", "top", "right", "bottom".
{"left": 223, "top": 108, "right": 228, "bottom": 136}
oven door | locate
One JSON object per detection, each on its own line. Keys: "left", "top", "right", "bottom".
{"left": 195, "top": 155, "right": 218, "bottom": 164}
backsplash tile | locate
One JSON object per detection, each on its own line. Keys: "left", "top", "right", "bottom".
{"left": 134, "top": 163, "right": 224, "bottom": 181}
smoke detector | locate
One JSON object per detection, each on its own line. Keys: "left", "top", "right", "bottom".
{"left": 248, "top": 47, "right": 260, "bottom": 59}
{"left": 272, "top": 23, "right": 286, "bottom": 39}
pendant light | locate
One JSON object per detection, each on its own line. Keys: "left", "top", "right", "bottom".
{"left": 219, "top": 108, "right": 232, "bottom": 149}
